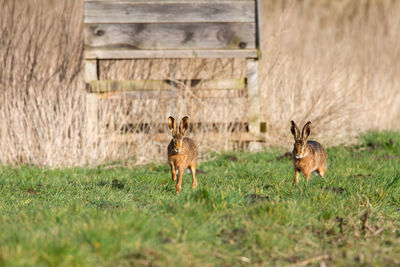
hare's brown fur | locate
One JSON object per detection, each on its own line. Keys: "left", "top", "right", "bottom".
{"left": 291, "top": 121, "right": 327, "bottom": 184}
{"left": 167, "top": 116, "right": 198, "bottom": 194}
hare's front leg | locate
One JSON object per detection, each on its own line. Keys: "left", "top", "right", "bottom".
{"left": 189, "top": 163, "right": 197, "bottom": 190}
{"left": 169, "top": 161, "right": 176, "bottom": 181}
{"left": 176, "top": 167, "right": 184, "bottom": 194}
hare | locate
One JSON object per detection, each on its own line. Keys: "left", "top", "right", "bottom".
{"left": 167, "top": 116, "right": 198, "bottom": 194}
{"left": 290, "top": 121, "right": 327, "bottom": 185}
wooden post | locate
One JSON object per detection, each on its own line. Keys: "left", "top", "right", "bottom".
{"left": 84, "top": 60, "right": 99, "bottom": 137}
{"left": 246, "top": 59, "right": 260, "bottom": 136}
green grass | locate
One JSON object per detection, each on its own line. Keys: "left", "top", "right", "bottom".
{"left": 1, "top": 132, "right": 400, "bottom": 266}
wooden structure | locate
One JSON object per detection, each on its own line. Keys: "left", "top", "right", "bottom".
{"left": 84, "top": 0, "right": 263, "bottom": 141}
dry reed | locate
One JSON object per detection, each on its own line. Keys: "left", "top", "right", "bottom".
{"left": 0, "top": 0, "right": 399, "bottom": 167}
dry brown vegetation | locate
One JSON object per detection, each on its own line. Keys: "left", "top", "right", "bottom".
{"left": 260, "top": 0, "right": 400, "bottom": 146}
{"left": 0, "top": 0, "right": 399, "bottom": 167}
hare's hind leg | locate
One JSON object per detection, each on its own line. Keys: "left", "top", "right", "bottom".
{"left": 305, "top": 172, "right": 311, "bottom": 182}
{"left": 294, "top": 170, "right": 299, "bottom": 185}
{"left": 189, "top": 163, "right": 197, "bottom": 190}
{"left": 316, "top": 164, "right": 327, "bottom": 177}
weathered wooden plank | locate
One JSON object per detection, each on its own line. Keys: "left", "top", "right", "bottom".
{"left": 84, "top": 59, "right": 98, "bottom": 82}
{"left": 88, "top": 79, "right": 246, "bottom": 93}
{"left": 84, "top": 1, "right": 255, "bottom": 23}
{"left": 84, "top": 60, "right": 100, "bottom": 138}
{"left": 97, "top": 89, "right": 243, "bottom": 100}
{"left": 85, "top": 23, "right": 255, "bottom": 51}
{"left": 99, "top": 97, "right": 246, "bottom": 122}
{"left": 185, "top": 89, "right": 245, "bottom": 98}
{"left": 110, "top": 132, "right": 264, "bottom": 145}
{"left": 256, "top": 0, "right": 262, "bottom": 52}
{"left": 85, "top": 49, "right": 258, "bottom": 59}
{"left": 246, "top": 59, "right": 260, "bottom": 135}
{"left": 195, "top": 79, "right": 246, "bottom": 90}
{"left": 90, "top": 80, "right": 175, "bottom": 92}
{"left": 86, "top": 93, "right": 100, "bottom": 134}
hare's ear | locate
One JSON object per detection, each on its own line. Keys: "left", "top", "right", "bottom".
{"left": 179, "top": 116, "right": 189, "bottom": 135}
{"left": 302, "top": 121, "right": 311, "bottom": 140}
{"left": 290, "top": 121, "right": 300, "bottom": 140}
{"left": 168, "top": 116, "right": 177, "bottom": 134}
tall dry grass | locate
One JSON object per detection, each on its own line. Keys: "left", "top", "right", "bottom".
{"left": 0, "top": 0, "right": 399, "bottom": 167}
{"left": 260, "top": 0, "right": 400, "bottom": 146}
{"left": 0, "top": 0, "right": 86, "bottom": 166}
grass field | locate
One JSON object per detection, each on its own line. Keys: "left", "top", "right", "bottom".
{"left": 0, "top": 132, "right": 399, "bottom": 266}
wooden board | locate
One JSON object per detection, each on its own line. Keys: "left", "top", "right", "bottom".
{"left": 110, "top": 132, "right": 265, "bottom": 144}
{"left": 84, "top": 59, "right": 98, "bottom": 82}
{"left": 85, "top": 23, "right": 255, "bottom": 51}
{"left": 98, "top": 97, "right": 247, "bottom": 123}
{"left": 98, "top": 58, "right": 247, "bottom": 80}
{"left": 85, "top": 1, "right": 256, "bottom": 24}
{"left": 256, "top": 0, "right": 262, "bottom": 51}
{"left": 96, "top": 89, "right": 244, "bottom": 100}
{"left": 88, "top": 79, "right": 246, "bottom": 92}
{"left": 85, "top": 49, "right": 258, "bottom": 59}
{"left": 246, "top": 59, "right": 260, "bottom": 134}
{"left": 84, "top": 60, "right": 100, "bottom": 136}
